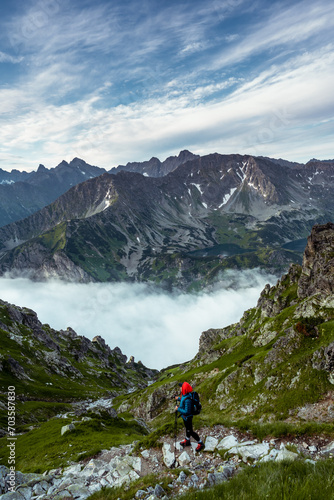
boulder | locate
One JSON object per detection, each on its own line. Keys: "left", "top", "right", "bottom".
{"left": 60, "top": 423, "right": 75, "bottom": 436}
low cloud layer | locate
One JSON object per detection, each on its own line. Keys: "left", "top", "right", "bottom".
{"left": 0, "top": 270, "right": 276, "bottom": 370}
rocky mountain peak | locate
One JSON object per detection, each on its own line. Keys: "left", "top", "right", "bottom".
{"left": 111, "top": 150, "right": 199, "bottom": 177}
{"left": 57, "top": 160, "right": 70, "bottom": 168}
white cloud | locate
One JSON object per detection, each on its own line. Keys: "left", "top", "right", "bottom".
{"left": 0, "top": 270, "right": 275, "bottom": 370}
{"left": 211, "top": 1, "right": 334, "bottom": 70}
{"left": 0, "top": 0, "right": 333, "bottom": 169}
{"left": 0, "top": 39, "right": 333, "bottom": 170}
{"left": 0, "top": 51, "right": 22, "bottom": 63}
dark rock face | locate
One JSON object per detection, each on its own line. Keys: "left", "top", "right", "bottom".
{"left": 298, "top": 222, "right": 334, "bottom": 299}
{"left": 312, "top": 342, "right": 334, "bottom": 374}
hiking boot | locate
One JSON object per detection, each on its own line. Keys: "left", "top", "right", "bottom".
{"left": 180, "top": 439, "right": 191, "bottom": 448}
{"left": 196, "top": 442, "right": 205, "bottom": 452}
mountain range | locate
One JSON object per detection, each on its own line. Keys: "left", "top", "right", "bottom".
{"left": 0, "top": 153, "right": 333, "bottom": 288}
{"left": 0, "top": 151, "right": 197, "bottom": 227}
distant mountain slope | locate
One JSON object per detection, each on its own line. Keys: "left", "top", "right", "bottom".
{"left": 110, "top": 149, "right": 199, "bottom": 177}
{"left": 0, "top": 158, "right": 106, "bottom": 227}
{"left": 0, "top": 153, "right": 333, "bottom": 288}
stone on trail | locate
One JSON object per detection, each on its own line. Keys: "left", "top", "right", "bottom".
{"left": 154, "top": 483, "right": 166, "bottom": 498}
{"left": 162, "top": 443, "right": 175, "bottom": 468}
{"left": 135, "top": 490, "right": 147, "bottom": 499}
{"left": 217, "top": 435, "right": 239, "bottom": 450}
{"left": 275, "top": 448, "right": 299, "bottom": 462}
{"left": 207, "top": 472, "right": 227, "bottom": 486}
{"left": 177, "top": 470, "right": 188, "bottom": 483}
{"left": 178, "top": 451, "right": 191, "bottom": 466}
{"left": 260, "top": 448, "right": 279, "bottom": 462}
{"left": 204, "top": 436, "right": 219, "bottom": 452}
{"left": 235, "top": 442, "right": 270, "bottom": 460}
{"left": 320, "top": 440, "right": 334, "bottom": 455}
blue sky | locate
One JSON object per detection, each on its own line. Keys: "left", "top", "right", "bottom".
{"left": 0, "top": 0, "right": 333, "bottom": 171}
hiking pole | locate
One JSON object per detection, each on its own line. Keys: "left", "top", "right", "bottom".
{"left": 174, "top": 410, "right": 178, "bottom": 451}
{"left": 172, "top": 410, "right": 178, "bottom": 468}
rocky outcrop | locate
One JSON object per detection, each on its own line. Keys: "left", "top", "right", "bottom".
{"left": 312, "top": 343, "right": 334, "bottom": 383}
{"left": 153, "top": 223, "right": 334, "bottom": 422}
{"left": 298, "top": 222, "right": 334, "bottom": 299}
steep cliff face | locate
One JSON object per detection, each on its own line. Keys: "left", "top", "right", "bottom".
{"left": 298, "top": 222, "right": 334, "bottom": 299}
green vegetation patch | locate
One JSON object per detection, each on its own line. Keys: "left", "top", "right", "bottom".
{"left": 37, "top": 222, "right": 67, "bottom": 252}
{"left": 178, "top": 460, "right": 334, "bottom": 500}
{"left": 0, "top": 411, "right": 148, "bottom": 473}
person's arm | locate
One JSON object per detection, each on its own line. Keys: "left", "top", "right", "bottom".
{"left": 176, "top": 396, "right": 191, "bottom": 416}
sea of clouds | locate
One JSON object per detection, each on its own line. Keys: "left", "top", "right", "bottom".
{"left": 0, "top": 270, "right": 277, "bottom": 370}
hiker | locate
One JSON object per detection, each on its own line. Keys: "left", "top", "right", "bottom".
{"left": 175, "top": 381, "right": 205, "bottom": 452}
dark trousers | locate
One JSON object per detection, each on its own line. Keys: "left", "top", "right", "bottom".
{"left": 184, "top": 417, "right": 200, "bottom": 442}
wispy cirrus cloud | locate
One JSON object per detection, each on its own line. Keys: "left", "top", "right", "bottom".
{"left": 211, "top": 0, "right": 334, "bottom": 70}
{"left": 0, "top": 51, "right": 22, "bottom": 63}
{"left": 0, "top": 0, "right": 333, "bottom": 170}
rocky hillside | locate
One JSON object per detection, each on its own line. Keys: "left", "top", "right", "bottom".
{"left": 0, "top": 298, "right": 157, "bottom": 427}
{"left": 0, "top": 154, "right": 333, "bottom": 287}
{"left": 0, "top": 158, "right": 107, "bottom": 227}
{"left": 115, "top": 223, "right": 334, "bottom": 425}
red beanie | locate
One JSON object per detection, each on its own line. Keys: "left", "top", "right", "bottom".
{"left": 181, "top": 382, "right": 193, "bottom": 395}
